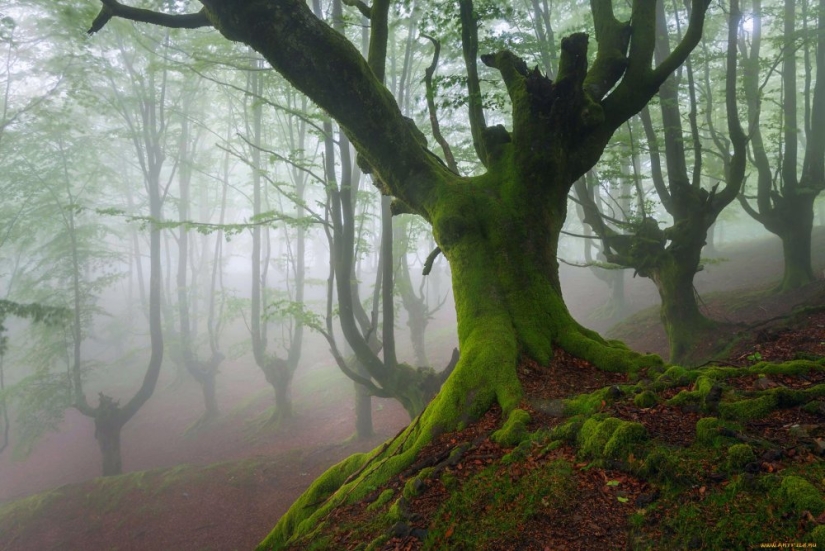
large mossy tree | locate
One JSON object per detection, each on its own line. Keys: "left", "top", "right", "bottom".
{"left": 87, "top": 0, "right": 711, "bottom": 543}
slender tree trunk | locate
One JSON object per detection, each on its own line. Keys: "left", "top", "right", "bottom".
{"left": 94, "top": 402, "right": 124, "bottom": 477}
{"left": 354, "top": 362, "right": 374, "bottom": 439}
{"left": 273, "top": 368, "right": 293, "bottom": 420}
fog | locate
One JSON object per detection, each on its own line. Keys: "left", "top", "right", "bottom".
{"left": 2, "top": 1, "right": 825, "bottom": 549}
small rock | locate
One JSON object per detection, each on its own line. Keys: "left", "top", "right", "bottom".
{"left": 635, "top": 490, "right": 660, "bottom": 508}
{"left": 761, "top": 449, "right": 783, "bottom": 462}
{"left": 812, "top": 438, "right": 825, "bottom": 456}
{"left": 394, "top": 496, "right": 411, "bottom": 519}
{"left": 531, "top": 398, "right": 565, "bottom": 417}
{"left": 410, "top": 528, "right": 428, "bottom": 540}
{"left": 388, "top": 522, "right": 411, "bottom": 538}
{"left": 754, "top": 377, "right": 776, "bottom": 390}
{"left": 789, "top": 424, "right": 810, "bottom": 439}
{"left": 704, "top": 384, "right": 723, "bottom": 409}
{"left": 607, "top": 386, "right": 624, "bottom": 400}
{"left": 744, "top": 461, "right": 761, "bottom": 474}
{"left": 708, "top": 471, "right": 727, "bottom": 483}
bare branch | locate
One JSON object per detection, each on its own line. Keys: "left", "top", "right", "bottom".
{"left": 342, "top": 0, "right": 373, "bottom": 19}
{"left": 420, "top": 33, "right": 459, "bottom": 173}
{"left": 88, "top": 1, "right": 212, "bottom": 35}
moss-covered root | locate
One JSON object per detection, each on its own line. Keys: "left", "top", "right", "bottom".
{"left": 259, "top": 330, "right": 524, "bottom": 549}
{"left": 558, "top": 324, "right": 663, "bottom": 374}
{"left": 258, "top": 452, "right": 369, "bottom": 548}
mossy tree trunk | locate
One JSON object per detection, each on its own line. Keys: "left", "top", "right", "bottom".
{"left": 777, "top": 206, "right": 817, "bottom": 291}
{"left": 650, "top": 252, "right": 716, "bottom": 363}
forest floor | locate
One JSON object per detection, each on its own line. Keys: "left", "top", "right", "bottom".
{"left": 1, "top": 230, "right": 824, "bottom": 550}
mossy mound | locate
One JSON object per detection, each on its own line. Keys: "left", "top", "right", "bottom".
{"left": 264, "top": 357, "right": 825, "bottom": 549}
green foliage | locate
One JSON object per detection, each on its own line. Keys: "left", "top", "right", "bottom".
{"left": 0, "top": 301, "right": 68, "bottom": 355}
{"left": 746, "top": 351, "right": 763, "bottom": 364}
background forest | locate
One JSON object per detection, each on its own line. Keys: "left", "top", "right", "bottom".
{"left": 0, "top": 0, "right": 824, "bottom": 549}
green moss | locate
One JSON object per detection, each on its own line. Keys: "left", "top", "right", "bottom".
{"left": 364, "top": 535, "right": 390, "bottom": 551}
{"left": 695, "top": 417, "right": 721, "bottom": 446}
{"left": 660, "top": 365, "right": 689, "bottom": 383}
{"left": 424, "top": 460, "right": 575, "bottom": 549}
{"left": 633, "top": 390, "right": 658, "bottom": 408}
{"left": 639, "top": 449, "right": 679, "bottom": 482}
{"left": 726, "top": 444, "right": 756, "bottom": 472}
{"left": 808, "top": 525, "right": 825, "bottom": 546}
{"left": 387, "top": 497, "right": 408, "bottom": 522}
{"left": 750, "top": 359, "right": 821, "bottom": 376}
{"left": 563, "top": 387, "right": 610, "bottom": 416}
{"left": 402, "top": 477, "right": 424, "bottom": 499}
{"left": 366, "top": 489, "right": 394, "bottom": 512}
{"left": 501, "top": 439, "right": 532, "bottom": 465}
{"left": 802, "top": 400, "right": 825, "bottom": 415}
{"left": 441, "top": 472, "right": 457, "bottom": 492}
{"left": 652, "top": 476, "right": 798, "bottom": 549}
{"left": 549, "top": 417, "right": 583, "bottom": 443}
{"left": 491, "top": 408, "right": 531, "bottom": 447}
{"left": 578, "top": 416, "right": 647, "bottom": 460}
{"left": 779, "top": 476, "right": 825, "bottom": 515}
{"left": 258, "top": 452, "right": 368, "bottom": 548}
{"left": 718, "top": 394, "right": 777, "bottom": 421}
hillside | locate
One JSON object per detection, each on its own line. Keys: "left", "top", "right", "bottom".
{"left": 1, "top": 230, "right": 825, "bottom": 550}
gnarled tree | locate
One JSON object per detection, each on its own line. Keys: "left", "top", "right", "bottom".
{"left": 86, "top": 0, "right": 711, "bottom": 542}
{"left": 576, "top": 0, "right": 747, "bottom": 364}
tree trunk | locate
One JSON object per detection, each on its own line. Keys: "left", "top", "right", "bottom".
{"left": 94, "top": 397, "right": 125, "bottom": 476}
{"left": 96, "top": 425, "right": 122, "bottom": 477}
{"left": 202, "top": 374, "right": 218, "bottom": 420}
{"left": 353, "top": 360, "right": 374, "bottom": 439}
{"left": 776, "top": 198, "right": 816, "bottom": 292}
{"left": 650, "top": 258, "right": 715, "bottom": 364}
{"left": 273, "top": 368, "right": 293, "bottom": 421}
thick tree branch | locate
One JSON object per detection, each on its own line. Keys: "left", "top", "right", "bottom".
{"left": 800, "top": 0, "right": 825, "bottom": 188}
{"left": 459, "top": 0, "right": 489, "bottom": 166}
{"left": 342, "top": 0, "right": 373, "bottom": 19}
{"left": 639, "top": 106, "right": 673, "bottom": 211}
{"left": 191, "top": 0, "right": 450, "bottom": 219}
{"left": 584, "top": 0, "right": 631, "bottom": 101}
{"left": 420, "top": 34, "right": 459, "bottom": 173}
{"left": 88, "top": 1, "right": 211, "bottom": 35}
{"left": 649, "top": 0, "right": 713, "bottom": 85}
{"left": 714, "top": 0, "right": 748, "bottom": 210}
{"left": 601, "top": 0, "right": 711, "bottom": 129}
